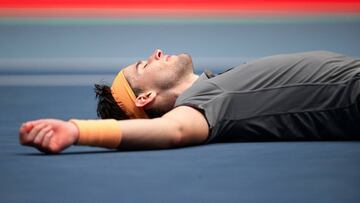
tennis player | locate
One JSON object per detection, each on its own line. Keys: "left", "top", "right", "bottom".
{"left": 19, "top": 49, "right": 360, "bottom": 153}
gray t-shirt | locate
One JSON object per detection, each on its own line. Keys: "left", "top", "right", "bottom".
{"left": 175, "top": 51, "right": 360, "bottom": 143}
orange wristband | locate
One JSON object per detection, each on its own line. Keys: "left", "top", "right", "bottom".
{"left": 69, "top": 119, "right": 122, "bottom": 149}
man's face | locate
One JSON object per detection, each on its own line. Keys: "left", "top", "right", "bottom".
{"left": 123, "top": 49, "right": 194, "bottom": 93}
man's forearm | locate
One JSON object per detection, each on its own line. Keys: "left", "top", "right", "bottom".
{"left": 118, "top": 117, "right": 183, "bottom": 149}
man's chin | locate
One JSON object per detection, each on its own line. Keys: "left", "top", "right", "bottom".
{"left": 176, "top": 53, "right": 194, "bottom": 74}
{"left": 180, "top": 53, "right": 192, "bottom": 59}
{"left": 177, "top": 53, "right": 193, "bottom": 64}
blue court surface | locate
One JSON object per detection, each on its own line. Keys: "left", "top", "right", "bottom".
{"left": 1, "top": 19, "right": 360, "bottom": 202}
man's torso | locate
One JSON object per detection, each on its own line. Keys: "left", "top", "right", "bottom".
{"left": 175, "top": 51, "right": 360, "bottom": 142}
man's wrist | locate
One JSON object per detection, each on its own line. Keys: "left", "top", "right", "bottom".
{"left": 68, "top": 119, "right": 122, "bottom": 149}
{"left": 68, "top": 121, "right": 80, "bottom": 145}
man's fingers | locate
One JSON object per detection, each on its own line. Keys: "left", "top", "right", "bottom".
{"left": 41, "top": 130, "right": 54, "bottom": 148}
{"left": 33, "top": 125, "right": 52, "bottom": 145}
{"left": 22, "top": 123, "right": 46, "bottom": 146}
{"left": 19, "top": 124, "right": 28, "bottom": 138}
{"left": 19, "top": 122, "right": 33, "bottom": 136}
{"left": 19, "top": 122, "right": 38, "bottom": 145}
{"left": 25, "top": 120, "right": 48, "bottom": 129}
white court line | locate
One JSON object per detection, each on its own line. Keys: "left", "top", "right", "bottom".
{"left": 0, "top": 74, "right": 114, "bottom": 86}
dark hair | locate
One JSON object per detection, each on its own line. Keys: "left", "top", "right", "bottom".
{"left": 94, "top": 84, "right": 129, "bottom": 120}
{"left": 95, "top": 83, "right": 165, "bottom": 119}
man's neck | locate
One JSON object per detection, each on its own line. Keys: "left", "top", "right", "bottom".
{"left": 172, "top": 73, "right": 199, "bottom": 98}
{"left": 153, "top": 73, "right": 199, "bottom": 114}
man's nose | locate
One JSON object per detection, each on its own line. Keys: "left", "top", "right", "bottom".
{"left": 148, "top": 49, "right": 162, "bottom": 62}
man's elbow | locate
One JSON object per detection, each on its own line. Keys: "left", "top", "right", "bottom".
{"left": 170, "top": 133, "right": 183, "bottom": 148}
{"left": 158, "top": 117, "right": 186, "bottom": 148}
{"left": 168, "top": 119, "right": 184, "bottom": 147}
{"left": 165, "top": 119, "right": 206, "bottom": 148}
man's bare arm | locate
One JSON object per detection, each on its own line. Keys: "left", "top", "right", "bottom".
{"left": 120, "top": 106, "right": 209, "bottom": 149}
{"left": 19, "top": 106, "right": 209, "bottom": 153}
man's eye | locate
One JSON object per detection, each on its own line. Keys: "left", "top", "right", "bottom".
{"left": 144, "top": 64, "right": 148, "bottom": 68}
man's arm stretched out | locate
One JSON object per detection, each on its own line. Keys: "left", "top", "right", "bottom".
{"left": 19, "top": 106, "right": 209, "bottom": 154}
{"left": 20, "top": 49, "right": 207, "bottom": 153}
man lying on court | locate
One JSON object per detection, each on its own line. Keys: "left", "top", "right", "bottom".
{"left": 19, "top": 50, "right": 360, "bottom": 154}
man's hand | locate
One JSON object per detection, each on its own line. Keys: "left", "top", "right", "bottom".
{"left": 19, "top": 119, "right": 79, "bottom": 154}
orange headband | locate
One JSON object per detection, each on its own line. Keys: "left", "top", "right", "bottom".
{"left": 111, "top": 70, "right": 148, "bottom": 119}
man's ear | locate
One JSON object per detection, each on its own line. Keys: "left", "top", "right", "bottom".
{"left": 135, "top": 91, "right": 157, "bottom": 108}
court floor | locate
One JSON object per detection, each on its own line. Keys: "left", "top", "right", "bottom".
{"left": 1, "top": 20, "right": 360, "bottom": 202}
